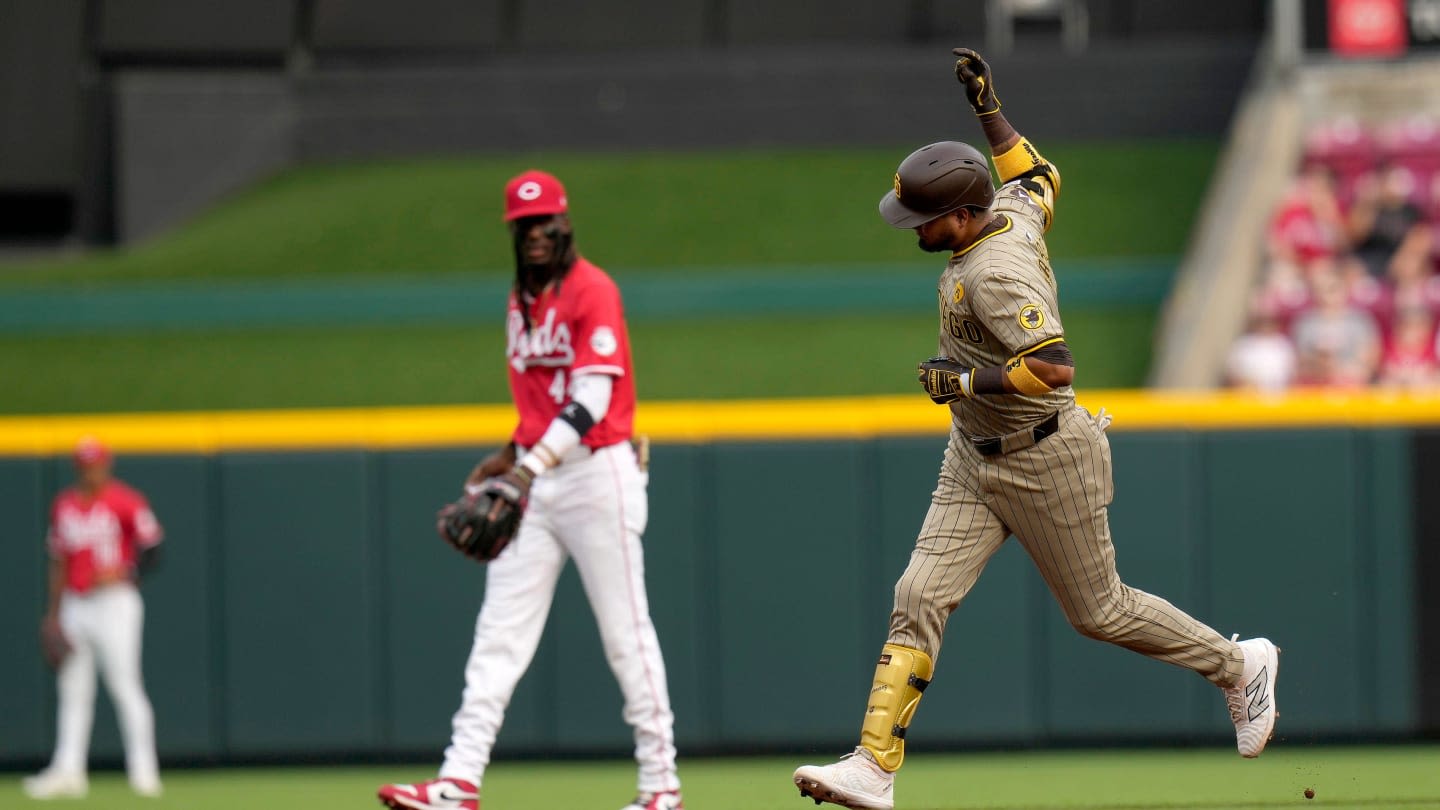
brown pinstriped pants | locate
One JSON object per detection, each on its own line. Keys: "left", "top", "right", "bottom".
{"left": 888, "top": 406, "right": 1244, "bottom": 687}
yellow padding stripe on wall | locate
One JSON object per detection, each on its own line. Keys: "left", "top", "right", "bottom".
{"left": 3, "top": 389, "right": 1440, "bottom": 455}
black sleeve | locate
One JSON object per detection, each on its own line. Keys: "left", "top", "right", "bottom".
{"left": 1026, "top": 340, "right": 1074, "bottom": 367}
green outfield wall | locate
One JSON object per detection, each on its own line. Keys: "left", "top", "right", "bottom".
{"left": 0, "top": 426, "right": 1420, "bottom": 765}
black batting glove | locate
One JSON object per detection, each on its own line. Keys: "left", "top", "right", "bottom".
{"left": 953, "top": 47, "right": 1000, "bottom": 116}
{"left": 918, "top": 357, "right": 973, "bottom": 404}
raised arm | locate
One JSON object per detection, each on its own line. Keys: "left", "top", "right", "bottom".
{"left": 953, "top": 47, "right": 1061, "bottom": 229}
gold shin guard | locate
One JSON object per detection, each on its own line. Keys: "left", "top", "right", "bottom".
{"left": 859, "top": 643, "right": 934, "bottom": 772}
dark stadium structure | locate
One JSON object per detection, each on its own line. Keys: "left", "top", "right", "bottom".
{"left": 0, "top": 0, "right": 1264, "bottom": 246}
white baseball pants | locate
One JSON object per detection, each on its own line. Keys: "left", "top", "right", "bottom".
{"left": 49, "top": 582, "right": 160, "bottom": 787}
{"left": 439, "top": 441, "right": 679, "bottom": 793}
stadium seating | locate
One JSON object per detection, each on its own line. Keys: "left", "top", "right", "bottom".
{"left": 1228, "top": 115, "right": 1440, "bottom": 391}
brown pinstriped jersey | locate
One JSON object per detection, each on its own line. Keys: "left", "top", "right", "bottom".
{"left": 936, "top": 174, "right": 1073, "bottom": 439}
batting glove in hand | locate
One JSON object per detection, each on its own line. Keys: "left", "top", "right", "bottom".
{"left": 953, "top": 47, "right": 1000, "bottom": 115}
{"left": 918, "top": 356, "right": 974, "bottom": 404}
{"left": 436, "top": 470, "right": 532, "bottom": 563}
{"left": 40, "top": 616, "right": 72, "bottom": 669}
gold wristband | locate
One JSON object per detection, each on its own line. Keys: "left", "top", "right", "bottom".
{"left": 993, "top": 138, "right": 1044, "bottom": 183}
{"left": 1005, "top": 355, "right": 1055, "bottom": 396}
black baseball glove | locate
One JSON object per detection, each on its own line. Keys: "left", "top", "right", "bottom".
{"left": 953, "top": 47, "right": 1001, "bottom": 116}
{"left": 436, "top": 473, "right": 530, "bottom": 562}
{"left": 918, "top": 356, "right": 972, "bottom": 404}
{"left": 40, "top": 616, "right": 72, "bottom": 670}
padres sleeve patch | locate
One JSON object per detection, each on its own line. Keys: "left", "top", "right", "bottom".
{"left": 1018, "top": 304, "right": 1045, "bottom": 330}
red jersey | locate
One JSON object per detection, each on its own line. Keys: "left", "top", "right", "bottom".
{"left": 506, "top": 257, "right": 636, "bottom": 448}
{"left": 48, "top": 480, "right": 163, "bottom": 594}
{"left": 1268, "top": 198, "right": 1342, "bottom": 263}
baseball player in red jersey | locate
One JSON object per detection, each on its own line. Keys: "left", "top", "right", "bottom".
{"left": 378, "top": 171, "right": 682, "bottom": 810}
{"left": 25, "top": 438, "right": 163, "bottom": 800}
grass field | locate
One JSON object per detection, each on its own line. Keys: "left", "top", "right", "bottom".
{"left": 6, "top": 747, "right": 1439, "bottom": 809}
{"left": 0, "top": 142, "right": 1217, "bottom": 287}
{"left": 0, "top": 141, "right": 1209, "bottom": 411}
{"left": 0, "top": 309, "right": 1155, "bottom": 414}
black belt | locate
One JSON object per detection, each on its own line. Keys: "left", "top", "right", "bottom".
{"left": 971, "top": 411, "right": 1061, "bottom": 457}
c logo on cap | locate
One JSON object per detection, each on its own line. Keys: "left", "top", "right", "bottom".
{"left": 517, "top": 181, "right": 543, "bottom": 201}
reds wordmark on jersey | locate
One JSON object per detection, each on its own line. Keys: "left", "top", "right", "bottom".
{"left": 48, "top": 480, "right": 163, "bottom": 593}
{"left": 506, "top": 257, "right": 636, "bottom": 448}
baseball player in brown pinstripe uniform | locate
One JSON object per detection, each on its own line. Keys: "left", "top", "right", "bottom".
{"left": 792, "top": 49, "right": 1281, "bottom": 810}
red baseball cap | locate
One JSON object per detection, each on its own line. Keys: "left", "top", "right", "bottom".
{"left": 504, "top": 170, "right": 568, "bottom": 221}
{"left": 74, "top": 436, "right": 112, "bottom": 467}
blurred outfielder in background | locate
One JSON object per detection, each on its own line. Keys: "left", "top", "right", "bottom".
{"left": 26, "top": 438, "right": 162, "bottom": 800}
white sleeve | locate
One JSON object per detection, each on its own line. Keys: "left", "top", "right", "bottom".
{"left": 517, "top": 373, "right": 614, "bottom": 476}
{"left": 568, "top": 372, "right": 613, "bottom": 421}
{"left": 134, "top": 506, "right": 163, "bottom": 548}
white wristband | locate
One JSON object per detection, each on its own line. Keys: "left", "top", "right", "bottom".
{"left": 518, "top": 450, "right": 551, "bottom": 479}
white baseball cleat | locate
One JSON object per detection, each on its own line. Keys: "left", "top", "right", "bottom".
{"left": 377, "top": 777, "right": 479, "bottom": 810}
{"left": 619, "top": 789, "right": 684, "bottom": 810}
{"left": 793, "top": 747, "right": 894, "bottom": 810}
{"left": 22, "top": 768, "right": 89, "bottom": 800}
{"left": 1224, "top": 635, "right": 1280, "bottom": 757}
{"left": 131, "top": 775, "right": 164, "bottom": 798}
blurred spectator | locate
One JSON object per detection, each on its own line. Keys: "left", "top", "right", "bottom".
{"left": 1378, "top": 308, "right": 1440, "bottom": 388}
{"left": 1337, "top": 253, "right": 1388, "bottom": 320}
{"left": 1388, "top": 239, "right": 1440, "bottom": 316}
{"left": 1234, "top": 117, "right": 1440, "bottom": 392}
{"left": 1267, "top": 165, "right": 1347, "bottom": 264}
{"left": 1252, "top": 259, "right": 1307, "bottom": 328}
{"left": 1291, "top": 267, "right": 1382, "bottom": 388}
{"left": 1257, "top": 255, "right": 1385, "bottom": 331}
{"left": 1225, "top": 305, "right": 1297, "bottom": 393}
{"left": 1302, "top": 117, "right": 1376, "bottom": 205}
{"left": 1378, "top": 116, "right": 1440, "bottom": 215}
{"left": 1347, "top": 164, "right": 1430, "bottom": 278}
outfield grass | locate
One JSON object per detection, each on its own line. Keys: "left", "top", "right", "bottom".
{"left": 0, "top": 308, "right": 1154, "bottom": 414}
{"left": 0, "top": 142, "right": 1204, "bottom": 410}
{"left": 0, "top": 142, "right": 1217, "bottom": 287}
{"left": 6, "top": 747, "right": 1439, "bottom": 809}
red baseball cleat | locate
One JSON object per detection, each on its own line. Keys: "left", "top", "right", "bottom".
{"left": 378, "top": 777, "right": 479, "bottom": 810}
{"left": 620, "top": 790, "right": 684, "bottom": 810}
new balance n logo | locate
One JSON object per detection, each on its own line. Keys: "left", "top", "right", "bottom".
{"left": 1245, "top": 666, "right": 1271, "bottom": 721}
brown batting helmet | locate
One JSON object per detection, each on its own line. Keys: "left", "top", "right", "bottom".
{"left": 878, "top": 141, "right": 995, "bottom": 228}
